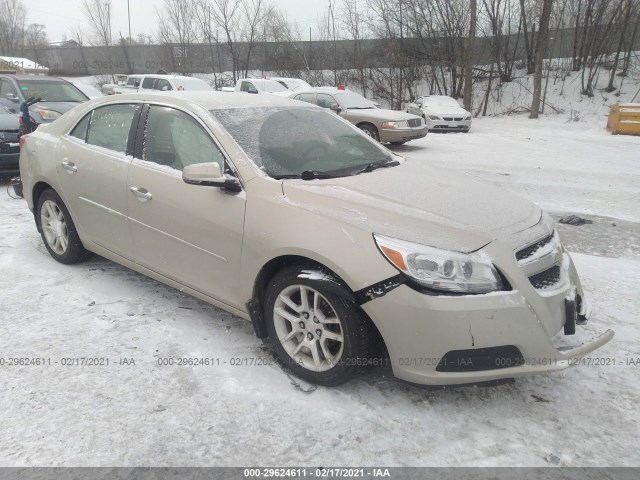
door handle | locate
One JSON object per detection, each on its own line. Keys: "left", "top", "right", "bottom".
{"left": 129, "top": 186, "right": 153, "bottom": 202}
{"left": 61, "top": 160, "right": 77, "bottom": 174}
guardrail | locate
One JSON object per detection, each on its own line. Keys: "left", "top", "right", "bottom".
{"left": 607, "top": 103, "right": 640, "bottom": 136}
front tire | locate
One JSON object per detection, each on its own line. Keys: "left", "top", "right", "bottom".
{"left": 264, "top": 266, "right": 372, "bottom": 386}
{"left": 37, "top": 189, "right": 91, "bottom": 264}
{"left": 358, "top": 123, "right": 380, "bottom": 142}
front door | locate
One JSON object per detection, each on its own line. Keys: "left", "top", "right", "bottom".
{"left": 126, "top": 104, "right": 246, "bottom": 308}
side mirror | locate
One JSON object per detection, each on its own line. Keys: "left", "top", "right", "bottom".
{"left": 248, "top": 87, "right": 258, "bottom": 94}
{"left": 6, "top": 93, "right": 19, "bottom": 103}
{"left": 329, "top": 104, "right": 342, "bottom": 114}
{"left": 182, "top": 163, "right": 242, "bottom": 192}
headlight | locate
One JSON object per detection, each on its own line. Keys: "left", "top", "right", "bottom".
{"left": 382, "top": 121, "right": 408, "bottom": 129}
{"left": 36, "top": 109, "right": 62, "bottom": 120}
{"left": 428, "top": 115, "right": 441, "bottom": 121}
{"left": 374, "top": 234, "right": 504, "bottom": 294}
{"left": 465, "top": 116, "right": 472, "bottom": 121}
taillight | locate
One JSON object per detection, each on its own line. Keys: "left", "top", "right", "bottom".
{"left": 19, "top": 134, "right": 28, "bottom": 149}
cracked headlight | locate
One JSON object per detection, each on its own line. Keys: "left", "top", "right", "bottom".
{"left": 374, "top": 234, "right": 504, "bottom": 294}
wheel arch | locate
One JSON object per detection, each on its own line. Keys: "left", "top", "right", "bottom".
{"left": 247, "top": 254, "right": 387, "bottom": 357}
{"left": 31, "top": 181, "right": 56, "bottom": 232}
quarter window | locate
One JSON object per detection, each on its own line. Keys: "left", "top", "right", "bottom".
{"left": 143, "top": 105, "right": 224, "bottom": 171}
{"left": 70, "top": 113, "right": 91, "bottom": 141}
{"left": 86, "top": 104, "right": 138, "bottom": 153}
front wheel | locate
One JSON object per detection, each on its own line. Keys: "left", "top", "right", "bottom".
{"left": 358, "top": 123, "right": 380, "bottom": 142}
{"left": 37, "top": 189, "right": 91, "bottom": 264}
{"left": 264, "top": 266, "right": 372, "bottom": 386}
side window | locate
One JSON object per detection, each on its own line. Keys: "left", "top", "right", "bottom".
{"left": 294, "top": 93, "right": 314, "bottom": 104}
{"left": 0, "top": 79, "right": 19, "bottom": 100}
{"left": 143, "top": 105, "right": 224, "bottom": 171}
{"left": 157, "top": 79, "right": 172, "bottom": 91}
{"left": 70, "top": 112, "right": 91, "bottom": 141}
{"left": 86, "top": 104, "right": 138, "bottom": 153}
{"left": 240, "top": 81, "right": 250, "bottom": 92}
{"left": 141, "top": 77, "right": 156, "bottom": 89}
{"left": 316, "top": 94, "right": 338, "bottom": 109}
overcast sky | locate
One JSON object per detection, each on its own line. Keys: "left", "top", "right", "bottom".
{"left": 22, "top": 0, "right": 340, "bottom": 43}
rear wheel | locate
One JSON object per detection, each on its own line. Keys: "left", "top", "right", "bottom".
{"left": 358, "top": 123, "right": 380, "bottom": 142}
{"left": 37, "top": 189, "right": 91, "bottom": 264}
{"left": 264, "top": 266, "right": 372, "bottom": 386}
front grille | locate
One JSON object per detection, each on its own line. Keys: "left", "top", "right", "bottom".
{"left": 529, "top": 265, "right": 561, "bottom": 290}
{"left": 0, "top": 143, "right": 19, "bottom": 154}
{"left": 407, "top": 118, "right": 422, "bottom": 128}
{"left": 0, "top": 130, "right": 19, "bottom": 143}
{"left": 436, "top": 346, "right": 524, "bottom": 372}
{"left": 443, "top": 116, "right": 453, "bottom": 121}
{"left": 516, "top": 232, "right": 555, "bottom": 262}
{"left": 454, "top": 117, "right": 464, "bottom": 121}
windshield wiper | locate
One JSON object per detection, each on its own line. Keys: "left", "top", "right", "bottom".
{"left": 352, "top": 160, "right": 400, "bottom": 175}
{"left": 275, "top": 170, "right": 336, "bottom": 180}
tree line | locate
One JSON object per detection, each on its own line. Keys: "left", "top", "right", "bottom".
{"left": 3, "top": 0, "right": 640, "bottom": 118}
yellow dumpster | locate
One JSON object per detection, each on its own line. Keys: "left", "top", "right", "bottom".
{"left": 607, "top": 103, "right": 640, "bottom": 136}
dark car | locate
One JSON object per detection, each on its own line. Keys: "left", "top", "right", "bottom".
{"left": 0, "top": 104, "right": 20, "bottom": 175}
{"left": 0, "top": 75, "right": 88, "bottom": 125}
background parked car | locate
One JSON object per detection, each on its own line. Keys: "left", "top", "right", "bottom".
{"left": 234, "top": 78, "right": 291, "bottom": 96}
{"left": 292, "top": 88, "right": 426, "bottom": 145}
{"left": 0, "top": 104, "right": 20, "bottom": 175}
{"left": 406, "top": 95, "right": 472, "bottom": 132}
{"left": 0, "top": 75, "right": 88, "bottom": 124}
{"left": 112, "top": 75, "right": 212, "bottom": 94}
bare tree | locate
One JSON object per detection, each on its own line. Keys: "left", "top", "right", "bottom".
{"left": 464, "top": 0, "right": 477, "bottom": 111}
{"left": 157, "top": 0, "right": 198, "bottom": 74}
{"left": 530, "top": 0, "right": 553, "bottom": 118}
{"left": 0, "top": 0, "right": 26, "bottom": 56}
{"left": 81, "top": 0, "right": 115, "bottom": 79}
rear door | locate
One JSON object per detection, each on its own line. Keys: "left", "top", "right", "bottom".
{"left": 126, "top": 103, "right": 246, "bottom": 308}
{"left": 57, "top": 102, "right": 141, "bottom": 259}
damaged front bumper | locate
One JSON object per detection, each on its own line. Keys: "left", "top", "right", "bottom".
{"left": 360, "top": 241, "right": 614, "bottom": 386}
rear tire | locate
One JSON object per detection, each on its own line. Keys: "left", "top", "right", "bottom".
{"left": 37, "top": 189, "right": 91, "bottom": 264}
{"left": 264, "top": 266, "right": 372, "bottom": 386}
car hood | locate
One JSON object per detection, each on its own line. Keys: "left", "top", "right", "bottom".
{"left": 32, "top": 101, "right": 83, "bottom": 114}
{"left": 344, "top": 108, "right": 419, "bottom": 122}
{"left": 423, "top": 105, "right": 470, "bottom": 116}
{"left": 0, "top": 114, "right": 19, "bottom": 131}
{"left": 281, "top": 160, "right": 541, "bottom": 253}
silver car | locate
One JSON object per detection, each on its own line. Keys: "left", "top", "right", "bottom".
{"left": 19, "top": 92, "right": 613, "bottom": 387}
{"left": 291, "top": 89, "right": 427, "bottom": 145}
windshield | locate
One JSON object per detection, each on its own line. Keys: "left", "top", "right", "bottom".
{"left": 262, "top": 80, "right": 288, "bottom": 93}
{"left": 16, "top": 80, "right": 88, "bottom": 102}
{"left": 423, "top": 96, "right": 460, "bottom": 108}
{"left": 337, "top": 92, "right": 377, "bottom": 109}
{"left": 210, "top": 106, "right": 393, "bottom": 178}
{"left": 175, "top": 78, "right": 212, "bottom": 91}
{"left": 278, "top": 79, "right": 312, "bottom": 91}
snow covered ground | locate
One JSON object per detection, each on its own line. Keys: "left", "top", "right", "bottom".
{"left": 1, "top": 114, "right": 639, "bottom": 468}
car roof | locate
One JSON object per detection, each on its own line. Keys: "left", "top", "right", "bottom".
{"left": 0, "top": 74, "right": 69, "bottom": 82}
{"left": 290, "top": 88, "right": 353, "bottom": 96}
{"left": 91, "top": 91, "right": 308, "bottom": 109}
